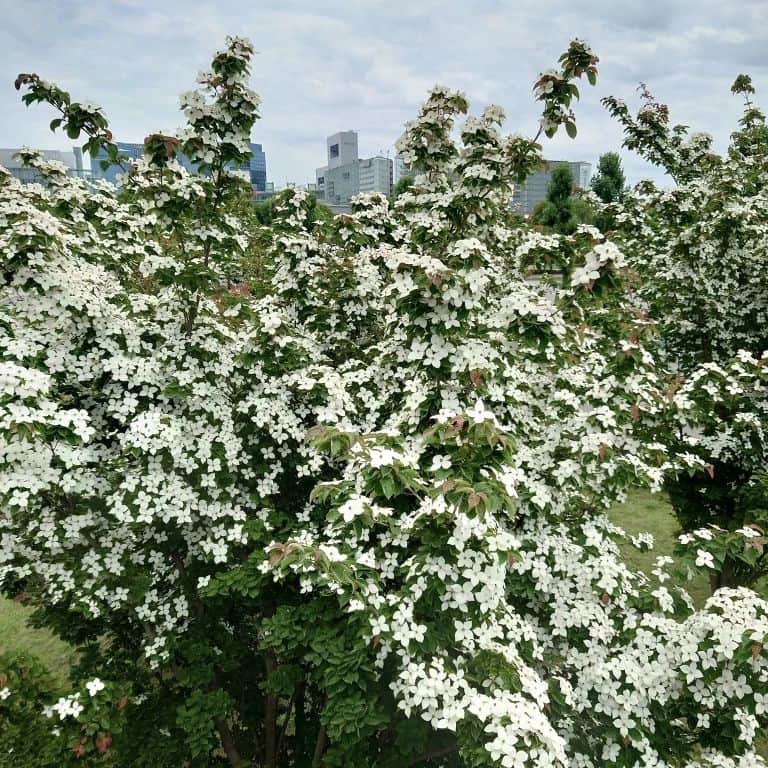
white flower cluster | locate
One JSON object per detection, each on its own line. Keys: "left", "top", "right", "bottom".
{"left": 3, "top": 36, "right": 768, "bottom": 768}
{"left": 44, "top": 693, "right": 83, "bottom": 721}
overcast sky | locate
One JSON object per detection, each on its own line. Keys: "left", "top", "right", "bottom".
{"left": 1, "top": 0, "right": 766, "bottom": 187}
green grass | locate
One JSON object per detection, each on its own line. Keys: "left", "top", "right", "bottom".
{"left": 0, "top": 597, "right": 76, "bottom": 681}
{"left": 609, "top": 489, "right": 712, "bottom": 607}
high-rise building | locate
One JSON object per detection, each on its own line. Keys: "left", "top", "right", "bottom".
{"left": 0, "top": 146, "right": 86, "bottom": 184}
{"left": 326, "top": 131, "right": 358, "bottom": 169}
{"left": 90, "top": 141, "right": 268, "bottom": 191}
{"left": 245, "top": 143, "right": 267, "bottom": 191}
{"left": 315, "top": 131, "right": 392, "bottom": 205}
{"left": 511, "top": 160, "right": 591, "bottom": 214}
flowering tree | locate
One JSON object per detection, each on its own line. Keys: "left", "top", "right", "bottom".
{"left": 605, "top": 78, "right": 768, "bottom": 589}
{"left": 2, "top": 35, "right": 768, "bottom": 768}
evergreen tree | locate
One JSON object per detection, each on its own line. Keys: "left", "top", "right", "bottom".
{"left": 590, "top": 151, "right": 627, "bottom": 203}
{"left": 531, "top": 164, "right": 591, "bottom": 234}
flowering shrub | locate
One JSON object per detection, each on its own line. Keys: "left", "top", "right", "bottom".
{"left": 2, "top": 35, "right": 768, "bottom": 768}
{"left": 605, "top": 78, "right": 768, "bottom": 589}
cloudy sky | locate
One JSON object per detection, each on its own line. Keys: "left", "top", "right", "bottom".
{"left": 1, "top": 0, "right": 766, "bottom": 186}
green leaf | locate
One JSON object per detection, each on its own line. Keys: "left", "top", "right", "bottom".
{"left": 380, "top": 475, "right": 397, "bottom": 499}
{"left": 565, "top": 121, "right": 577, "bottom": 139}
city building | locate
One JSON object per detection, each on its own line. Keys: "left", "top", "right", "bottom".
{"left": 327, "top": 131, "right": 359, "bottom": 169}
{"left": 90, "top": 141, "right": 268, "bottom": 192}
{"left": 244, "top": 143, "right": 267, "bottom": 191}
{"left": 315, "top": 131, "right": 393, "bottom": 204}
{"left": 359, "top": 156, "right": 392, "bottom": 195}
{"left": 90, "top": 142, "right": 143, "bottom": 184}
{"left": 0, "top": 146, "right": 87, "bottom": 184}
{"left": 511, "top": 160, "right": 591, "bottom": 214}
{"left": 393, "top": 155, "right": 414, "bottom": 186}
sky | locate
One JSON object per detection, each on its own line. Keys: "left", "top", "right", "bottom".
{"left": 1, "top": 0, "right": 767, "bottom": 187}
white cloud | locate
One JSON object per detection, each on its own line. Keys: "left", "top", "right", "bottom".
{"left": 1, "top": 0, "right": 766, "bottom": 186}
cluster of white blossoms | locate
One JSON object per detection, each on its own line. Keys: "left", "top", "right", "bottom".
{"left": 44, "top": 693, "right": 84, "bottom": 721}
{"left": 570, "top": 240, "right": 626, "bottom": 287}
{"left": 0, "top": 39, "right": 337, "bottom": 666}
{"left": 178, "top": 36, "right": 260, "bottom": 168}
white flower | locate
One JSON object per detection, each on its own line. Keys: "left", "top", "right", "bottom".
{"left": 370, "top": 616, "right": 389, "bottom": 636}
{"left": 86, "top": 678, "right": 105, "bottom": 697}
{"left": 466, "top": 399, "right": 497, "bottom": 424}
{"left": 429, "top": 455, "right": 452, "bottom": 472}
{"left": 0, "top": 687, "right": 9, "bottom": 700}
{"left": 339, "top": 495, "right": 368, "bottom": 523}
{"left": 369, "top": 448, "right": 397, "bottom": 468}
{"left": 694, "top": 549, "right": 715, "bottom": 569}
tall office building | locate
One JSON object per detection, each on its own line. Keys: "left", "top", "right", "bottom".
{"left": 0, "top": 147, "right": 86, "bottom": 184}
{"left": 315, "top": 130, "right": 392, "bottom": 204}
{"left": 245, "top": 143, "right": 267, "bottom": 191}
{"left": 326, "top": 131, "right": 358, "bottom": 169}
{"left": 91, "top": 141, "right": 268, "bottom": 191}
{"left": 511, "top": 160, "right": 591, "bottom": 214}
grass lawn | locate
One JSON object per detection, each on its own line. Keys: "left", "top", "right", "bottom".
{"left": 609, "top": 489, "right": 712, "bottom": 607}
{"left": 0, "top": 596, "right": 76, "bottom": 682}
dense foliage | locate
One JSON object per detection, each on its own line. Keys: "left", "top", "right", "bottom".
{"left": 606, "top": 77, "right": 768, "bottom": 589}
{"left": 2, "top": 36, "right": 768, "bottom": 768}
{"left": 530, "top": 164, "right": 593, "bottom": 235}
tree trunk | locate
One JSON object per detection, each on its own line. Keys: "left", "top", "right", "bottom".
{"left": 215, "top": 718, "right": 245, "bottom": 767}
{"left": 264, "top": 652, "right": 278, "bottom": 768}
{"left": 293, "top": 680, "right": 307, "bottom": 760}
{"left": 311, "top": 725, "right": 327, "bottom": 768}
{"left": 709, "top": 556, "right": 737, "bottom": 593}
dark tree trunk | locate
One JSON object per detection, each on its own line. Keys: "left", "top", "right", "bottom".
{"left": 710, "top": 557, "right": 737, "bottom": 593}
{"left": 264, "top": 652, "right": 278, "bottom": 768}
{"left": 293, "top": 680, "right": 307, "bottom": 761}
{"left": 311, "top": 725, "right": 327, "bottom": 768}
{"left": 216, "top": 718, "right": 245, "bottom": 767}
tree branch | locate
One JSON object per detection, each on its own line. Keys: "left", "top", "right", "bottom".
{"left": 215, "top": 717, "right": 245, "bottom": 767}
{"left": 311, "top": 724, "right": 327, "bottom": 768}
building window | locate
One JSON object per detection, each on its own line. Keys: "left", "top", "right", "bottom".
{"left": 330, "top": 144, "right": 339, "bottom": 159}
{"left": 342, "top": 171, "right": 350, "bottom": 180}
{"left": 318, "top": 176, "right": 324, "bottom": 185}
